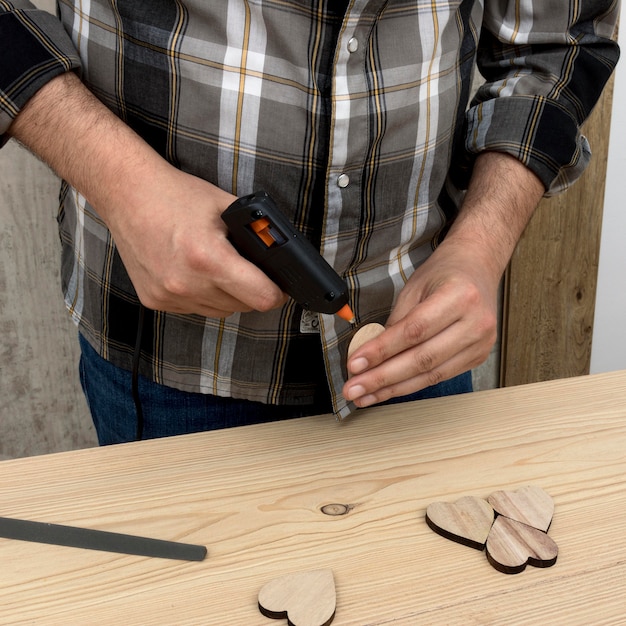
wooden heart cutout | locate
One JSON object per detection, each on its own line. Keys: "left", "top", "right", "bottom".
{"left": 347, "top": 323, "right": 385, "bottom": 359}
{"left": 487, "top": 486, "right": 554, "bottom": 532}
{"left": 486, "top": 516, "right": 559, "bottom": 574}
{"left": 258, "top": 569, "right": 336, "bottom": 626}
{"left": 425, "top": 496, "right": 495, "bottom": 550}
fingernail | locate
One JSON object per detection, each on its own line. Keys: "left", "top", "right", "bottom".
{"left": 355, "top": 394, "right": 377, "bottom": 408}
{"left": 350, "top": 357, "right": 368, "bottom": 374}
{"left": 346, "top": 384, "right": 366, "bottom": 401}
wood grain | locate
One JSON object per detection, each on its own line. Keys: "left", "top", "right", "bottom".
{"left": 425, "top": 496, "right": 494, "bottom": 550}
{"left": 1, "top": 371, "right": 626, "bottom": 623}
{"left": 488, "top": 485, "right": 554, "bottom": 532}
{"left": 347, "top": 323, "right": 385, "bottom": 359}
{"left": 258, "top": 569, "right": 336, "bottom": 626}
{"left": 486, "top": 517, "right": 558, "bottom": 575}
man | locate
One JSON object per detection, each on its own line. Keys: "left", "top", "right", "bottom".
{"left": 1, "top": 1, "right": 620, "bottom": 443}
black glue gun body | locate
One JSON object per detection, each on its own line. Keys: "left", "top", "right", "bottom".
{"left": 221, "top": 190, "right": 354, "bottom": 322}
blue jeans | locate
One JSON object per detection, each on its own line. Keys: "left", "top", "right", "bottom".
{"left": 78, "top": 333, "right": 472, "bottom": 445}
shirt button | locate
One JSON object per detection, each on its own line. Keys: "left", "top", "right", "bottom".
{"left": 337, "top": 173, "right": 350, "bottom": 188}
{"left": 347, "top": 37, "right": 359, "bottom": 53}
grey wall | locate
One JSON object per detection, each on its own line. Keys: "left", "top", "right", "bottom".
{"left": 0, "top": 140, "right": 97, "bottom": 459}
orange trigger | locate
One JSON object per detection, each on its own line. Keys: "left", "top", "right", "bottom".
{"left": 251, "top": 217, "right": 276, "bottom": 247}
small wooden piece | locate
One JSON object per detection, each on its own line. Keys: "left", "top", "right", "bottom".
{"left": 425, "top": 496, "right": 495, "bottom": 550}
{"left": 347, "top": 323, "right": 385, "bottom": 359}
{"left": 425, "top": 486, "right": 559, "bottom": 574}
{"left": 487, "top": 486, "right": 554, "bottom": 532}
{"left": 258, "top": 569, "right": 336, "bottom": 626}
{"left": 485, "top": 516, "right": 559, "bottom": 574}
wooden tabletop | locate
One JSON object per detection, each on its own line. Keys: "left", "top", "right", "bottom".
{"left": 2, "top": 371, "right": 626, "bottom": 625}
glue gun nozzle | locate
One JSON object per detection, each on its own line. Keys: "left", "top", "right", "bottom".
{"left": 337, "top": 304, "right": 356, "bottom": 324}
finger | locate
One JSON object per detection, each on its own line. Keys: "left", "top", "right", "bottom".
{"left": 358, "top": 297, "right": 462, "bottom": 373}
{"left": 345, "top": 322, "right": 466, "bottom": 400}
{"left": 347, "top": 302, "right": 460, "bottom": 378}
{"left": 212, "top": 241, "right": 288, "bottom": 312}
{"left": 138, "top": 278, "right": 256, "bottom": 315}
{"left": 138, "top": 298, "right": 241, "bottom": 319}
{"left": 345, "top": 317, "right": 493, "bottom": 405}
{"left": 185, "top": 297, "right": 248, "bottom": 319}
{"left": 191, "top": 285, "right": 285, "bottom": 318}
{"left": 151, "top": 242, "right": 287, "bottom": 315}
{"left": 345, "top": 346, "right": 481, "bottom": 408}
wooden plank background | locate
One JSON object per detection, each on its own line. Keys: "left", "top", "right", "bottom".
{"left": 501, "top": 73, "right": 617, "bottom": 387}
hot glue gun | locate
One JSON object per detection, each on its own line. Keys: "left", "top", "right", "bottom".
{"left": 221, "top": 190, "right": 355, "bottom": 323}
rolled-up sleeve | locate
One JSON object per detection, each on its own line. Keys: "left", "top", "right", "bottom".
{"left": 0, "top": 1, "right": 81, "bottom": 146}
{"left": 468, "top": 1, "right": 620, "bottom": 195}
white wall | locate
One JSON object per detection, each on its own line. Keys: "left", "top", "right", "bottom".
{"left": 591, "top": 24, "right": 626, "bottom": 374}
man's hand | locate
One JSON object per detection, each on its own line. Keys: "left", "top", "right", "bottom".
{"left": 8, "top": 72, "right": 286, "bottom": 318}
{"left": 343, "top": 242, "right": 498, "bottom": 406}
{"left": 103, "top": 165, "right": 287, "bottom": 318}
{"left": 343, "top": 151, "right": 545, "bottom": 407}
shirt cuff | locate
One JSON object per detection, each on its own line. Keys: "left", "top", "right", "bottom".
{"left": 0, "top": 10, "right": 81, "bottom": 146}
{"left": 464, "top": 96, "right": 591, "bottom": 197}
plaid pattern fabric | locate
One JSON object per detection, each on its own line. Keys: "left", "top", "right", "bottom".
{"left": 1, "top": 0, "right": 619, "bottom": 418}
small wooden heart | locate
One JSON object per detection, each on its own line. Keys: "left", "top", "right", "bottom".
{"left": 485, "top": 516, "right": 559, "bottom": 574}
{"left": 347, "top": 323, "right": 385, "bottom": 359}
{"left": 258, "top": 569, "right": 336, "bottom": 626}
{"left": 487, "top": 486, "right": 554, "bottom": 532}
{"left": 425, "top": 496, "right": 494, "bottom": 550}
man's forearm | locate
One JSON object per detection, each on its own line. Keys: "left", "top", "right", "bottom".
{"left": 344, "top": 150, "right": 545, "bottom": 406}
{"left": 442, "top": 151, "right": 545, "bottom": 282}
{"left": 7, "top": 71, "right": 284, "bottom": 317}
{"left": 7, "top": 71, "right": 167, "bottom": 223}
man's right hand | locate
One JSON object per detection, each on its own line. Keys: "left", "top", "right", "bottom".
{"left": 8, "top": 72, "right": 287, "bottom": 318}
{"left": 102, "top": 165, "right": 287, "bottom": 318}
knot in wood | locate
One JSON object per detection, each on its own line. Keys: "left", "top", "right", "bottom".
{"left": 321, "top": 503, "right": 351, "bottom": 516}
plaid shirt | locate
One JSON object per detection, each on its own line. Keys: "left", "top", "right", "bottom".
{"left": 1, "top": 1, "right": 619, "bottom": 419}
